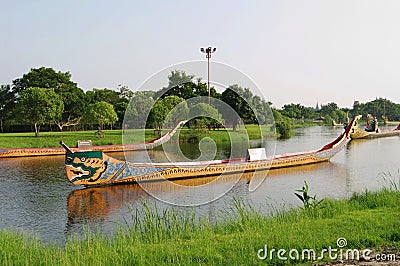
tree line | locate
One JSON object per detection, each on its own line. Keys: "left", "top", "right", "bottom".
{"left": 280, "top": 98, "right": 400, "bottom": 124}
{"left": 0, "top": 68, "right": 272, "bottom": 136}
{"left": 1, "top": 67, "right": 399, "bottom": 137}
{"left": 0, "top": 67, "right": 131, "bottom": 136}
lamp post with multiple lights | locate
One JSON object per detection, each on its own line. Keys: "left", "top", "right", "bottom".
{"left": 200, "top": 46, "right": 216, "bottom": 105}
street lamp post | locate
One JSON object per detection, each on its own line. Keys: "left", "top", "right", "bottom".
{"left": 200, "top": 46, "right": 216, "bottom": 105}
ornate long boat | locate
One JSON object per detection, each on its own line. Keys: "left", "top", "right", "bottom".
{"left": 0, "top": 121, "right": 187, "bottom": 158}
{"left": 62, "top": 116, "right": 359, "bottom": 187}
{"left": 349, "top": 115, "right": 400, "bottom": 139}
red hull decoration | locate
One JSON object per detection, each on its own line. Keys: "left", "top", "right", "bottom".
{"left": 62, "top": 117, "right": 359, "bottom": 187}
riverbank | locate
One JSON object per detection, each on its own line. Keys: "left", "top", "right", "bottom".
{"left": 0, "top": 130, "right": 148, "bottom": 149}
{"left": 1, "top": 187, "right": 399, "bottom": 265}
{"left": 0, "top": 125, "right": 276, "bottom": 149}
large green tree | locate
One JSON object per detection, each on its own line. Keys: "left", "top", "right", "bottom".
{"left": 188, "top": 103, "right": 223, "bottom": 130}
{"left": 164, "top": 96, "right": 189, "bottom": 126}
{"left": 11, "top": 67, "right": 85, "bottom": 131}
{"left": 15, "top": 88, "right": 64, "bottom": 137}
{"left": 282, "top": 104, "right": 306, "bottom": 119}
{"left": 85, "top": 101, "right": 118, "bottom": 129}
{"left": 0, "top": 85, "right": 15, "bottom": 132}
{"left": 280, "top": 103, "right": 318, "bottom": 121}
{"left": 12, "top": 67, "right": 76, "bottom": 95}
{"left": 154, "top": 70, "right": 220, "bottom": 101}
{"left": 320, "top": 102, "right": 346, "bottom": 124}
{"left": 86, "top": 88, "right": 120, "bottom": 105}
{"left": 148, "top": 96, "right": 188, "bottom": 129}
{"left": 147, "top": 100, "right": 167, "bottom": 130}
{"left": 125, "top": 91, "right": 155, "bottom": 129}
{"left": 220, "top": 85, "right": 257, "bottom": 130}
{"left": 54, "top": 83, "right": 87, "bottom": 131}
{"left": 154, "top": 70, "right": 196, "bottom": 100}
{"left": 86, "top": 87, "right": 132, "bottom": 126}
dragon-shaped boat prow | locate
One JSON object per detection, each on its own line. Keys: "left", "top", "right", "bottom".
{"left": 62, "top": 116, "right": 359, "bottom": 187}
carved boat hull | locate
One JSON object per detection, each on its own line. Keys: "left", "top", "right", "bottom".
{"left": 63, "top": 117, "right": 358, "bottom": 187}
{"left": 0, "top": 145, "right": 143, "bottom": 158}
{"left": 0, "top": 121, "right": 187, "bottom": 158}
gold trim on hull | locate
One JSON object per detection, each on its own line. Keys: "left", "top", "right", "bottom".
{"left": 63, "top": 116, "right": 358, "bottom": 187}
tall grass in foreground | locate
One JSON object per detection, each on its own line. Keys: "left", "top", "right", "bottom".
{"left": 380, "top": 169, "right": 400, "bottom": 191}
{"left": 0, "top": 188, "right": 399, "bottom": 265}
{"left": 121, "top": 202, "right": 204, "bottom": 243}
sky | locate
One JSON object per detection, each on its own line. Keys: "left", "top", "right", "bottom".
{"left": 1, "top": 0, "right": 400, "bottom": 108}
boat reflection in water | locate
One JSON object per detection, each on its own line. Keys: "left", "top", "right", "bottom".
{"left": 65, "top": 162, "right": 347, "bottom": 237}
{"left": 66, "top": 171, "right": 263, "bottom": 234}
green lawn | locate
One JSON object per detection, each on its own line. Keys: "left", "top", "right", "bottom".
{"left": 0, "top": 188, "right": 399, "bottom": 265}
{"left": 0, "top": 125, "right": 276, "bottom": 149}
{"left": 0, "top": 129, "right": 157, "bottom": 149}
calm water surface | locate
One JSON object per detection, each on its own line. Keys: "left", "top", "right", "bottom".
{"left": 0, "top": 126, "right": 399, "bottom": 244}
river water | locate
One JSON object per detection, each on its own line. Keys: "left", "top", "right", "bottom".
{"left": 0, "top": 126, "right": 399, "bottom": 244}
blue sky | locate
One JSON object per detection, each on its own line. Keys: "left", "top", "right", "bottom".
{"left": 1, "top": 0, "right": 400, "bottom": 108}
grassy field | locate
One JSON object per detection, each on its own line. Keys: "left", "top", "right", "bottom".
{"left": 0, "top": 125, "right": 275, "bottom": 149}
{"left": 0, "top": 130, "right": 145, "bottom": 149}
{"left": 173, "top": 124, "right": 274, "bottom": 143}
{"left": 0, "top": 188, "right": 399, "bottom": 265}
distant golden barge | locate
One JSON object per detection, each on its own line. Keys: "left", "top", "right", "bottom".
{"left": 349, "top": 115, "right": 400, "bottom": 139}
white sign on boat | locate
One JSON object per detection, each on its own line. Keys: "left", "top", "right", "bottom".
{"left": 246, "top": 148, "right": 267, "bottom": 161}
{"left": 77, "top": 140, "right": 92, "bottom": 149}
